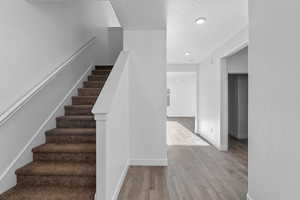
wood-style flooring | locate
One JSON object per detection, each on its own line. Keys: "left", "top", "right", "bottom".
{"left": 118, "top": 118, "right": 248, "bottom": 200}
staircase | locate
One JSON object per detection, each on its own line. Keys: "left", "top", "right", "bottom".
{"left": 0, "top": 66, "right": 112, "bottom": 200}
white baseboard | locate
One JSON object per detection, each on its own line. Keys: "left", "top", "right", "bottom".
{"left": 195, "top": 131, "right": 220, "bottom": 149}
{"left": 247, "top": 193, "right": 254, "bottom": 200}
{"left": 167, "top": 115, "right": 195, "bottom": 118}
{"left": 111, "top": 160, "right": 130, "bottom": 200}
{"left": 0, "top": 65, "right": 94, "bottom": 193}
{"left": 130, "top": 159, "right": 168, "bottom": 166}
{"left": 219, "top": 144, "right": 228, "bottom": 152}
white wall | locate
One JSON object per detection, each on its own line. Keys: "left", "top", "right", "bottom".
{"left": 197, "top": 27, "right": 248, "bottom": 149}
{"left": 0, "top": 1, "right": 93, "bottom": 116}
{"left": 106, "top": 61, "right": 130, "bottom": 199}
{"left": 167, "top": 72, "right": 196, "bottom": 117}
{"left": 0, "top": 0, "right": 122, "bottom": 117}
{"left": 0, "top": 41, "right": 95, "bottom": 193}
{"left": 248, "top": 1, "right": 300, "bottom": 199}
{"left": 82, "top": 1, "right": 122, "bottom": 66}
{"left": 124, "top": 30, "right": 167, "bottom": 165}
{"left": 227, "top": 47, "right": 248, "bottom": 74}
{"left": 0, "top": 0, "right": 121, "bottom": 193}
{"left": 167, "top": 64, "right": 198, "bottom": 72}
{"left": 93, "top": 27, "right": 123, "bottom": 65}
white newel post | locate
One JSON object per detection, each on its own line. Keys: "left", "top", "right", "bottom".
{"left": 94, "top": 114, "right": 108, "bottom": 200}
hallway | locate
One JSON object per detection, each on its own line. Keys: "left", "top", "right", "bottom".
{"left": 118, "top": 118, "right": 248, "bottom": 200}
{"left": 167, "top": 117, "right": 209, "bottom": 146}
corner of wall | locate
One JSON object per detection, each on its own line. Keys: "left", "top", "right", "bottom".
{"left": 247, "top": 193, "right": 254, "bottom": 200}
{"left": 111, "top": 159, "right": 130, "bottom": 200}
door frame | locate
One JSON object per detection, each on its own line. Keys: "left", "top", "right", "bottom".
{"left": 220, "top": 42, "right": 248, "bottom": 151}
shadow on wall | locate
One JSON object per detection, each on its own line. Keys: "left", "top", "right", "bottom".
{"left": 167, "top": 117, "right": 195, "bottom": 133}
{"left": 93, "top": 27, "right": 123, "bottom": 66}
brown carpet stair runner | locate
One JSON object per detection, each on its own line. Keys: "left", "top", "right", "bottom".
{"left": 0, "top": 65, "right": 112, "bottom": 200}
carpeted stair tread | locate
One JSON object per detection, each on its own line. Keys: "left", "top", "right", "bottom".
{"left": 0, "top": 65, "right": 112, "bottom": 198}
{"left": 65, "top": 105, "right": 93, "bottom": 115}
{"left": 83, "top": 81, "right": 105, "bottom": 88}
{"left": 72, "top": 96, "right": 97, "bottom": 105}
{"left": 56, "top": 116, "right": 95, "bottom": 128}
{"left": 65, "top": 105, "right": 93, "bottom": 109}
{"left": 0, "top": 186, "right": 95, "bottom": 200}
{"left": 92, "top": 70, "right": 111, "bottom": 76}
{"left": 57, "top": 115, "right": 94, "bottom": 121}
{"left": 45, "top": 128, "right": 96, "bottom": 144}
{"left": 95, "top": 65, "right": 113, "bottom": 70}
{"left": 78, "top": 88, "right": 101, "bottom": 96}
{"left": 46, "top": 128, "right": 96, "bottom": 136}
{"left": 88, "top": 75, "right": 109, "bottom": 82}
{"left": 33, "top": 143, "right": 96, "bottom": 153}
{"left": 16, "top": 161, "right": 95, "bottom": 177}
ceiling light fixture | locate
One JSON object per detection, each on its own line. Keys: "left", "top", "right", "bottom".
{"left": 195, "top": 17, "right": 207, "bottom": 25}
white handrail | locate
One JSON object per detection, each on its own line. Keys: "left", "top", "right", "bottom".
{"left": 0, "top": 37, "right": 96, "bottom": 126}
{"left": 92, "top": 51, "right": 130, "bottom": 116}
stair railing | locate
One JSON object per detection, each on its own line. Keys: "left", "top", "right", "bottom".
{"left": 92, "top": 51, "right": 130, "bottom": 200}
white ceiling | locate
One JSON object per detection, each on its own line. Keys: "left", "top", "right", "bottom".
{"left": 167, "top": 0, "right": 248, "bottom": 64}
{"left": 109, "top": 0, "right": 166, "bottom": 30}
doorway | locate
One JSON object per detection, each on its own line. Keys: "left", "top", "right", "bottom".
{"left": 166, "top": 70, "right": 208, "bottom": 146}
{"left": 220, "top": 46, "right": 248, "bottom": 152}
{"left": 228, "top": 74, "right": 248, "bottom": 154}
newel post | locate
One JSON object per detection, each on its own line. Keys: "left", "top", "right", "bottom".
{"left": 94, "top": 113, "right": 107, "bottom": 200}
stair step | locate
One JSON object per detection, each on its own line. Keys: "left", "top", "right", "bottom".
{"left": 83, "top": 81, "right": 105, "bottom": 88}
{"left": 56, "top": 116, "right": 95, "bottom": 128}
{"left": 65, "top": 105, "right": 93, "bottom": 116}
{"left": 16, "top": 162, "right": 96, "bottom": 187}
{"left": 92, "top": 70, "right": 111, "bottom": 76}
{"left": 95, "top": 65, "right": 113, "bottom": 70}
{"left": 0, "top": 186, "right": 95, "bottom": 200}
{"left": 78, "top": 88, "right": 101, "bottom": 96}
{"left": 88, "top": 75, "right": 108, "bottom": 82}
{"left": 33, "top": 144, "right": 95, "bottom": 162}
{"left": 33, "top": 143, "right": 96, "bottom": 153}
{"left": 72, "top": 96, "right": 97, "bottom": 105}
{"left": 46, "top": 128, "right": 96, "bottom": 143}
{"left": 0, "top": 66, "right": 110, "bottom": 197}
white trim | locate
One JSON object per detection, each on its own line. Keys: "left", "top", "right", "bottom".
{"left": 130, "top": 159, "right": 168, "bottom": 166}
{"left": 0, "top": 37, "right": 96, "bottom": 126}
{"left": 247, "top": 193, "right": 254, "bottom": 200}
{"left": 196, "top": 131, "right": 220, "bottom": 149}
{"left": 94, "top": 113, "right": 108, "bottom": 121}
{"left": 167, "top": 115, "right": 196, "bottom": 118}
{"left": 92, "top": 51, "right": 130, "bottom": 115}
{"left": 220, "top": 40, "right": 249, "bottom": 152}
{"left": 0, "top": 64, "right": 94, "bottom": 189}
{"left": 111, "top": 160, "right": 130, "bottom": 200}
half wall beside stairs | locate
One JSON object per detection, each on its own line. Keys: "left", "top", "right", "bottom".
{"left": 0, "top": 38, "right": 96, "bottom": 194}
{"left": 0, "top": 66, "right": 112, "bottom": 199}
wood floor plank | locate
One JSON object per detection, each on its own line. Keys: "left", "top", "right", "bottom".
{"left": 118, "top": 118, "right": 248, "bottom": 200}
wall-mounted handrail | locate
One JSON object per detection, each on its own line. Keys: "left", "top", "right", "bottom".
{"left": 0, "top": 37, "right": 96, "bottom": 127}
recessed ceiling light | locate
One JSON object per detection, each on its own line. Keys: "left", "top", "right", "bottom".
{"left": 185, "top": 52, "right": 191, "bottom": 56}
{"left": 195, "top": 17, "right": 207, "bottom": 25}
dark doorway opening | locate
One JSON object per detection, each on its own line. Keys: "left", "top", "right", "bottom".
{"left": 228, "top": 74, "right": 248, "bottom": 159}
